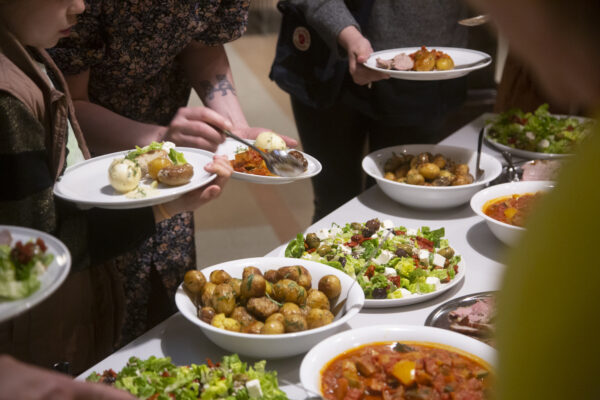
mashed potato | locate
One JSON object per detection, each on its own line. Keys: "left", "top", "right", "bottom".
{"left": 108, "top": 158, "right": 142, "bottom": 193}
{"left": 254, "top": 131, "right": 286, "bottom": 152}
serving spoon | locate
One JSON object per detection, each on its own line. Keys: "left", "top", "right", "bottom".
{"left": 458, "top": 14, "right": 490, "bottom": 27}
{"left": 217, "top": 128, "right": 306, "bottom": 177}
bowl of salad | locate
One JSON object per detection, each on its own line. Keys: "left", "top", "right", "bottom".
{"left": 485, "top": 104, "right": 594, "bottom": 159}
{"left": 87, "top": 354, "right": 289, "bottom": 399}
{"left": 284, "top": 219, "right": 465, "bottom": 308}
{"left": 362, "top": 144, "right": 502, "bottom": 209}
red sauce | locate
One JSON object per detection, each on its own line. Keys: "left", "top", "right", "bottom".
{"left": 483, "top": 192, "right": 543, "bottom": 227}
{"left": 321, "top": 341, "right": 493, "bottom": 400}
{"left": 230, "top": 149, "right": 274, "bottom": 176}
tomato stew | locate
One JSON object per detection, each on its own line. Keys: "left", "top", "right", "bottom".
{"left": 321, "top": 341, "right": 492, "bottom": 400}
{"left": 483, "top": 192, "right": 543, "bottom": 227}
{"left": 230, "top": 149, "right": 274, "bottom": 176}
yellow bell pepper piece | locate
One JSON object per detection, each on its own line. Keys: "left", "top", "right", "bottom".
{"left": 390, "top": 360, "right": 416, "bottom": 386}
{"left": 504, "top": 207, "right": 518, "bottom": 221}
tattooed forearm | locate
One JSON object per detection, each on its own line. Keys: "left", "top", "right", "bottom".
{"left": 197, "top": 74, "right": 237, "bottom": 101}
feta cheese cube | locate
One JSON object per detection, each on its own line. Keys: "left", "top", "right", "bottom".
{"left": 374, "top": 250, "right": 394, "bottom": 265}
{"left": 385, "top": 267, "right": 397, "bottom": 276}
{"left": 382, "top": 220, "right": 395, "bottom": 230}
{"left": 433, "top": 253, "right": 446, "bottom": 267}
{"left": 400, "top": 288, "right": 412, "bottom": 297}
{"left": 339, "top": 245, "right": 352, "bottom": 255}
{"left": 537, "top": 139, "right": 550, "bottom": 149}
{"left": 425, "top": 276, "right": 441, "bottom": 290}
{"left": 246, "top": 379, "right": 263, "bottom": 398}
{"left": 525, "top": 131, "right": 535, "bottom": 140}
{"left": 330, "top": 226, "right": 342, "bottom": 237}
{"left": 419, "top": 249, "right": 430, "bottom": 264}
{"left": 316, "top": 228, "right": 330, "bottom": 240}
{"left": 406, "top": 228, "right": 418, "bottom": 236}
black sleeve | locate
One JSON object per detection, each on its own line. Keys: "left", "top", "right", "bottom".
{"left": 86, "top": 206, "right": 155, "bottom": 265}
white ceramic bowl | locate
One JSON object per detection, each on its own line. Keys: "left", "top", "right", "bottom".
{"left": 362, "top": 144, "right": 503, "bottom": 209}
{"left": 300, "top": 324, "right": 496, "bottom": 397}
{"left": 470, "top": 180, "right": 555, "bottom": 245}
{"left": 175, "top": 257, "right": 364, "bottom": 359}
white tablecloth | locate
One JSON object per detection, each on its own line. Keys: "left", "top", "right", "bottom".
{"left": 80, "top": 114, "right": 509, "bottom": 398}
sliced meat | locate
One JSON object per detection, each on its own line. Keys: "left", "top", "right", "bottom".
{"left": 392, "top": 53, "right": 414, "bottom": 71}
{"left": 376, "top": 57, "right": 393, "bottom": 69}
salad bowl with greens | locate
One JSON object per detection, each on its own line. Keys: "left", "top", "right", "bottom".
{"left": 87, "top": 354, "right": 289, "bottom": 400}
{"left": 284, "top": 219, "right": 465, "bottom": 308}
{"left": 485, "top": 104, "right": 594, "bottom": 159}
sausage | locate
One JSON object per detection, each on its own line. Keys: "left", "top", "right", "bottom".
{"left": 157, "top": 163, "right": 194, "bottom": 186}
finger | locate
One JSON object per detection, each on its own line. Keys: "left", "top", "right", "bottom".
{"left": 279, "top": 134, "right": 298, "bottom": 148}
{"left": 72, "top": 382, "right": 135, "bottom": 400}
{"left": 173, "top": 120, "right": 224, "bottom": 145}
{"left": 178, "top": 107, "right": 232, "bottom": 131}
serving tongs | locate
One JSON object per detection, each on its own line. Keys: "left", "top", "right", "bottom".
{"left": 475, "top": 127, "right": 485, "bottom": 181}
{"left": 217, "top": 128, "right": 305, "bottom": 177}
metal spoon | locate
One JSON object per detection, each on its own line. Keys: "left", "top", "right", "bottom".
{"left": 475, "top": 127, "right": 485, "bottom": 181}
{"left": 458, "top": 14, "right": 490, "bottom": 27}
{"left": 218, "top": 128, "right": 306, "bottom": 177}
{"left": 501, "top": 151, "right": 522, "bottom": 182}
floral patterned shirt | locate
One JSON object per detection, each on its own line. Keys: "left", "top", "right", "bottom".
{"left": 50, "top": 0, "right": 249, "bottom": 125}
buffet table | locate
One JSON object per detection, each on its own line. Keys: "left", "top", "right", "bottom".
{"left": 79, "top": 114, "right": 508, "bottom": 398}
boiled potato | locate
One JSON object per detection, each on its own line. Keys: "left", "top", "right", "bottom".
{"left": 318, "top": 275, "right": 342, "bottom": 300}
{"left": 414, "top": 52, "right": 436, "bottom": 71}
{"left": 108, "top": 158, "right": 141, "bottom": 193}
{"left": 307, "top": 308, "right": 334, "bottom": 329}
{"left": 254, "top": 131, "right": 287, "bottom": 152}
{"left": 454, "top": 164, "right": 470, "bottom": 176}
{"left": 210, "top": 270, "right": 231, "bottom": 285}
{"left": 306, "top": 289, "right": 330, "bottom": 310}
{"left": 432, "top": 154, "right": 447, "bottom": 169}
{"left": 453, "top": 174, "right": 474, "bottom": 186}
{"left": 406, "top": 172, "right": 425, "bottom": 185}
{"left": 278, "top": 265, "right": 312, "bottom": 289}
{"left": 212, "top": 283, "right": 236, "bottom": 316}
{"left": 280, "top": 302, "right": 302, "bottom": 317}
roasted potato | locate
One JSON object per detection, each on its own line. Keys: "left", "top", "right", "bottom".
{"left": 283, "top": 314, "right": 307, "bottom": 333}
{"left": 241, "top": 273, "right": 267, "bottom": 299}
{"left": 264, "top": 269, "right": 280, "bottom": 283}
{"left": 200, "top": 282, "right": 217, "bottom": 308}
{"left": 246, "top": 296, "right": 280, "bottom": 320}
{"left": 306, "top": 289, "right": 330, "bottom": 310}
{"left": 414, "top": 52, "right": 436, "bottom": 71}
{"left": 230, "top": 306, "right": 256, "bottom": 327}
{"left": 210, "top": 269, "right": 231, "bottom": 285}
{"left": 184, "top": 270, "right": 207, "bottom": 296}
{"left": 318, "top": 275, "right": 342, "bottom": 300}
{"left": 277, "top": 265, "right": 312, "bottom": 289}
{"left": 243, "top": 266, "right": 262, "bottom": 279}
{"left": 211, "top": 313, "right": 241, "bottom": 332}
{"left": 261, "top": 319, "right": 285, "bottom": 335}
{"left": 454, "top": 164, "right": 470, "bottom": 176}
{"left": 228, "top": 278, "right": 242, "bottom": 299}
{"left": 212, "top": 283, "right": 236, "bottom": 316}
{"left": 273, "top": 279, "right": 307, "bottom": 304}
{"left": 280, "top": 302, "right": 302, "bottom": 317}
{"left": 307, "top": 308, "right": 334, "bottom": 329}
{"left": 243, "top": 320, "right": 264, "bottom": 334}
{"left": 436, "top": 56, "right": 454, "bottom": 71}
{"left": 265, "top": 312, "right": 284, "bottom": 324}
{"left": 198, "top": 306, "right": 215, "bottom": 324}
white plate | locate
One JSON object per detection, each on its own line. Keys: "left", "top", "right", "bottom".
{"left": 484, "top": 124, "right": 572, "bottom": 160}
{"left": 54, "top": 147, "right": 216, "bottom": 209}
{"left": 175, "top": 257, "right": 364, "bottom": 358}
{"left": 300, "top": 324, "right": 496, "bottom": 397}
{"left": 217, "top": 138, "right": 322, "bottom": 184}
{"left": 365, "top": 257, "right": 465, "bottom": 308}
{"left": 364, "top": 47, "right": 491, "bottom": 81}
{"left": 0, "top": 225, "right": 71, "bottom": 323}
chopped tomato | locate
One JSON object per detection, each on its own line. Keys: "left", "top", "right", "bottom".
{"left": 365, "top": 265, "right": 376, "bottom": 279}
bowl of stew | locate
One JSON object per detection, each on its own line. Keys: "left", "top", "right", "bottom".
{"left": 362, "top": 144, "right": 503, "bottom": 209}
{"left": 470, "top": 180, "right": 555, "bottom": 245}
{"left": 300, "top": 324, "right": 495, "bottom": 400}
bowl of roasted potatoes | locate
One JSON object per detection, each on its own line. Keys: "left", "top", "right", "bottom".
{"left": 362, "top": 144, "right": 502, "bottom": 209}
{"left": 175, "top": 257, "right": 365, "bottom": 358}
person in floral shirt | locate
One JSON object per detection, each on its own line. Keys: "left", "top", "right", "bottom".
{"left": 50, "top": 0, "right": 288, "bottom": 344}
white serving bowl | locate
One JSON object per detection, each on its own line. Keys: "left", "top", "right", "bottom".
{"left": 175, "top": 257, "right": 364, "bottom": 359}
{"left": 470, "top": 180, "right": 555, "bottom": 246}
{"left": 362, "top": 144, "right": 503, "bottom": 209}
{"left": 300, "top": 324, "right": 496, "bottom": 397}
